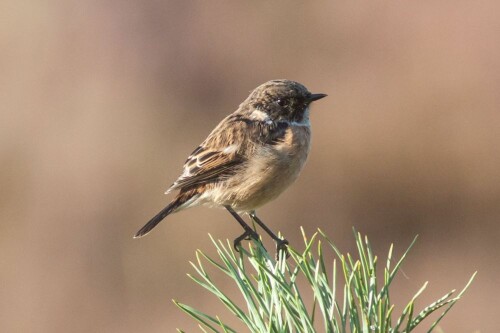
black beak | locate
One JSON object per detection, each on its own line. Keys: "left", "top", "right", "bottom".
{"left": 308, "top": 93, "right": 328, "bottom": 102}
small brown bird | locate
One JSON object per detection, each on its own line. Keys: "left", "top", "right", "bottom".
{"left": 134, "top": 80, "right": 326, "bottom": 255}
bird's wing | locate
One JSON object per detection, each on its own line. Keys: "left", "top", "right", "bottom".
{"left": 165, "top": 146, "right": 243, "bottom": 193}
{"left": 165, "top": 115, "right": 247, "bottom": 193}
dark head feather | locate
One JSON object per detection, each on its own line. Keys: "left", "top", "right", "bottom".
{"left": 240, "top": 80, "right": 326, "bottom": 123}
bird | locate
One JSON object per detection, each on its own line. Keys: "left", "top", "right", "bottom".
{"left": 134, "top": 79, "right": 327, "bottom": 257}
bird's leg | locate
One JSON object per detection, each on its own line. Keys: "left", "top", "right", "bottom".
{"left": 225, "top": 206, "right": 260, "bottom": 251}
{"left": 249, "top": 212, "right": 289, "bottom": 259}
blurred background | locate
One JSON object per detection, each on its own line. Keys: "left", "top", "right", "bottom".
{"left": 1, "top": 1, "right": 498, "bottom": 332}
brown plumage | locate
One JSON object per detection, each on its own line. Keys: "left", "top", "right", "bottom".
{"left": 134, "top": 80, "right": 326, "bottom": 256}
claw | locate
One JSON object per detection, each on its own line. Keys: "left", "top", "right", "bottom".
{"left": 275, "top": 238, "right": 290, "bottom": 260}
{"left": 233, "top": 229, "right": 259, "bottom": 252}
{"left": 233, "top": 240, "right": 241, "bottom": 252}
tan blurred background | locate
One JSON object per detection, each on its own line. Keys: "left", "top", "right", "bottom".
{"left": 1, "top": 1, "right": 498, "bottom": 332}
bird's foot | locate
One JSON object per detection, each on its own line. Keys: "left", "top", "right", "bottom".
{"left": 233, "top": 229, "right": 260, "bottom": 252}
{"left": 275, "top": 238, "right": 290, "bottom": 260}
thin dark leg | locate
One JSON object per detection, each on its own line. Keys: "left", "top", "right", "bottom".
{"left": 225, "top": 206, "right": 260, "bottom": 251}
{"left": 249, "top": 212, "right": 289, "bottom": 259}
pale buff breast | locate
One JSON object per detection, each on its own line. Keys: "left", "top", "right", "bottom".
{"left": 215, "top": 124, "right": 312, "bottom": 212}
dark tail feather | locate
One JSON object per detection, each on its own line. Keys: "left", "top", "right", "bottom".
{"left": 133, "top": 195, "right": 188, "bottom": 238}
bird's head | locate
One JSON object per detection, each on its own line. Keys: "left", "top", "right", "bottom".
{"left": 245, "top": 79, "right": 327, "bottom": 123}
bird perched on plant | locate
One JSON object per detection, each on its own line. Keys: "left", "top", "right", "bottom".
{"left": 134, "top": 79, "right": 327, "bottom": 257}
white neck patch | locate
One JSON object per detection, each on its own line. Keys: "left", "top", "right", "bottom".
{"left": 250, "top": 109, "right": 273, "bottom": 125}
{"left": 250, "top": 109, "right": 270, "bottom": 121}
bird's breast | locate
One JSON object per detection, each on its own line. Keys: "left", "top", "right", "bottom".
{"left": 223, "top": 124, "right": 312, "bottom": 211}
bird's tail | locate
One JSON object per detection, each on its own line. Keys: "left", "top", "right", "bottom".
{"left": 133, "top": 191, "right": 197, "bottom": 238}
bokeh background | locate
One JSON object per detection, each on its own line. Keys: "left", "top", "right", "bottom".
{"left": 1, "top": 1, "right": 498, "bottom": 332}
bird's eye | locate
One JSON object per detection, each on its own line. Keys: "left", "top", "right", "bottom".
{"left": 277, "top": 98, "right": 287, "bottom": 107}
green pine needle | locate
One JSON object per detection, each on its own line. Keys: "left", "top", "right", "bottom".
{"left": 175, "top": 228, "right": 476, "bottom": 333}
